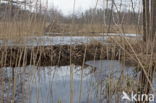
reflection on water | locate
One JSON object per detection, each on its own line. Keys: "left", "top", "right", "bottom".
{"left": 23, "top": 60, "right": 136, "bottom": 103}
{"left": 0, "top": 33, "right": 140, "bottom": 46}
{"left": 25, "top": 66, "right": 96, "bottom": 103}
{"left": 86, "top": 60, "right": 135, "bottom": 80}
{"left": 1, "top": 60, "right": 139, "bottom": 103}
{"left": 0, "top": 36, "right": 106, "bottom": 46}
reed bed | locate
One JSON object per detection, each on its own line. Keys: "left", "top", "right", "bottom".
{"left": 0, "top": 43, "right": 119, "bottom": 67}
{"left": 0, "top": 0, "right": 156, "bottom": 103}
{"left": 0, "top": 36, "right": 155, "bottom": 103}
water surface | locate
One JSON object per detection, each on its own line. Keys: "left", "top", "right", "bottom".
{"left": 0, "top": 33, "right": 141, "bottom": 46}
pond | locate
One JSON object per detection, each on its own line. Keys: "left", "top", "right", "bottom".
{"left": 0, "top": 33, "right": 141, "bottom": 46}
{"left": 1, "top": 33, "right": 153, "bottom": 103}
{"left": 1, "top": 60, "right": 139, "bottom": 103}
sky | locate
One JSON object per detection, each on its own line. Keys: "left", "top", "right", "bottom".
{"left": 41, "top": 0, "right": 142, "bottom": 15}
{"left": 46, "top": 0, "right": 97, "bottom": 15}
{"left": 1, "top": 0, "right": 142, "bottom": 15}
{"left": 2, "top": 0, "right": 141, "bottom": 15}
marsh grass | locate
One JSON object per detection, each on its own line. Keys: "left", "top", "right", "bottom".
{"left": 0, "top": 20, "right": 46, "bottom": 39}
{"left": 0, "top": 0, "right": 156, "bottom": 103}
{"left": 0, "top": 32, "right": 155, "bottom": 103}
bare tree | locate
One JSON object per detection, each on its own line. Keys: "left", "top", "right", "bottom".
{"left": 151, "top": 0, "right": 156, "bottom": 39}
{"left": 143, "top": 0, "right": 156, "bottom": 41}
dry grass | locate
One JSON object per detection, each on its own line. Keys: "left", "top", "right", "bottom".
{"left": 45, "top": 24, "right": 142, "bottom": 36}
{"left": 0, "top": 21, "right": 45, "bottom": 40}
{"left": 0, "top": 0, "right": 155, "bottom": 103}
{"left": 106, "top": 36, "right": 140, "bottom": 44}
{"left": 59, "top": 24, "right": 142, "bottom": 34}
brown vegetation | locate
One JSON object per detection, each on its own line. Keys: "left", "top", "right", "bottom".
{"left": 0, "top": 43, "right": 120, "bottom": 67}
{"left": 0, "top": 0, "right": 156, "bottom": 103}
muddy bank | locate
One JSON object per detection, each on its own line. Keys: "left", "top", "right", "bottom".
{"left": 0, "top": 43, "right": 121, "bottom": 67}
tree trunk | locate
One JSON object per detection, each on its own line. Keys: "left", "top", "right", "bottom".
{"left": 151, "top": 0, "right": 156, "bottom": 39}
{"left": 143, "top": 0, "right": 150, "bottom": 41}
{"left": 143, "top": 0, "right": 156, "bottom": 41}
{"left": 145, "top": 0, "right": 150, "bottom": 40}
{"left": 143, "top": 0, "right": 146, "bottom": 41}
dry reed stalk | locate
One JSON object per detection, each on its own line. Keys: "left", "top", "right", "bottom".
{"left": 0, "top": 43, "right": 121, "bottom": 67}
{"left": 78, "top": 45, "right": 87, "bottom": 103}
